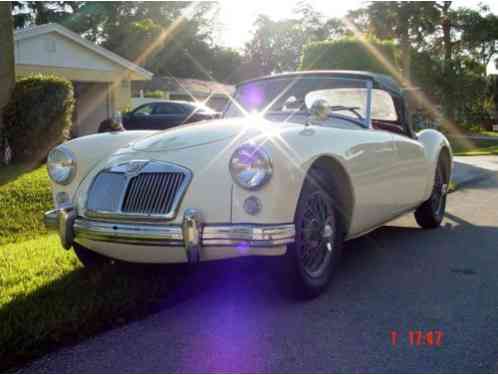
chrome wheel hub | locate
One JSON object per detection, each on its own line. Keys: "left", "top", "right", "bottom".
{"left": 322, "top": 223, "right": 333, "bottom": 238}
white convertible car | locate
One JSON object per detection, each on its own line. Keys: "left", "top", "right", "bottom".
{"left": 44, "top": 71, "right": 452, "bottom": 296}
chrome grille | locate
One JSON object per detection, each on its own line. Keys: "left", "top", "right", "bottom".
{"left": 87, "top": 172, "right": 127, "bottom": 212}
{"left": 122, "top": 172, "right": 185, "bottom": 214}
{"left": 85, "top": 161, "right": 192, "bottom": 221}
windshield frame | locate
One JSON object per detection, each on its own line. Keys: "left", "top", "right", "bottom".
{"left": 223, "top": 74, "right": 375, "bottom": 128}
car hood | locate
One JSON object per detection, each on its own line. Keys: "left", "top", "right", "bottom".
{"left": 130, "top": 118, "right": 300, "bottom": 152}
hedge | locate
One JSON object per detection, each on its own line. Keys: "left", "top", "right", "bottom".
{"left": 144, "top": 90, "right": 165, "bottom": 98}
{"left": 299, "top": 37, "right": 400, "bottom": 76}
{"left": 2, "top": 74, "right": 74, "bottom": 165}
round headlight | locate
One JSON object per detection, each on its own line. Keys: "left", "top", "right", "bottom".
{"left": 47, "top": 146, "right": 76, "bottom": 185}
{"left": 230, "top": 144, "right": 272, "bottom": 190}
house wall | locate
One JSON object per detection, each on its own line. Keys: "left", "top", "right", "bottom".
{"left": 114, "top": 80, "right": 132, "bottom": 111}
{"left": 16, "top": 32, "right": 117, "bottom": 72}
{"left": 14, "top": 28, "right": 151, "bottom": 135}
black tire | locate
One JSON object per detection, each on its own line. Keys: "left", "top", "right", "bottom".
{"left": 73, "top": 243, "right": 111, "bottom": 268}
{"left": 287, "top": 170, "right": 344, "bottom": 298}
{"left": 414, "top": 158, "right": 447, "bottom": 229}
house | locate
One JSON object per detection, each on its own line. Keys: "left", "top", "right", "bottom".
{"left": 14, "top": 23, "right": 153, "bottom": 136}
{"left": 133, "top": 77, "right": 235, "bottom": 112}
{"left": 486, "top": 53, "right": 498, "bottom": 76}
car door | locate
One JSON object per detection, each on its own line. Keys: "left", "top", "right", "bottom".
{"left": 368, "top": 93, "right": 429, "bottom": 212}
{"left": 151, "top": 103, "right": 188, "bottom": 129}
{"left": 382, "top": 96, "right": 429, "bottom": 210}
{"left": 343, "top": 125, "right": 400, "bottom": 235}
{"left": 125, "top": 103, "right": 155, "bottom": 130}
{"left": 390, "top": 131, "right": 429, "bottom": 209}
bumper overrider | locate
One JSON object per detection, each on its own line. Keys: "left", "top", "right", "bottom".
{"left": 44, "top": 207, "right": 295, "bottom": 263}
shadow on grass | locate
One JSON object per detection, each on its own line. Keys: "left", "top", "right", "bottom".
{"left": 0, "top": 262, "right": 200, "bottom": 371}
{"left": 0, "top": 163, "right": 39, "bottom": 186}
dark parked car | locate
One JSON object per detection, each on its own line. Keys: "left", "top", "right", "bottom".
{"left": 123, "top": 101, "right": 220, "bottom": 130}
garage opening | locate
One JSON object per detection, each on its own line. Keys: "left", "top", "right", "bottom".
{"left": 72, "top": 82, "right": 112, "bottom": 137}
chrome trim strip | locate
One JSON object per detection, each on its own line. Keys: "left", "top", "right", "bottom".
{"left": 85, "top": 160, "right": 193, "bottom": 222}
{"left": 72, "top": 218, "right": 294, "bottom": 247}
{"left": 74, "top": 219, "right": 184, "bottom": 244}
{"left": 365, "top": 79, "right": 373, "bottom": 129}
{"left": 202, "top": 225, "right": 295, "bottom": 241}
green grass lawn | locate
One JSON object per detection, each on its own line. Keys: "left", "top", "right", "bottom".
{"left": 0, "top": 167, "right": 180, "bottom": 370}
{"left": 448, "top": 136, "right": 498, "bottom": 156}
{"left": 0, "top": 166, "right": 53, "bottom": 245}
{"left": 474, "top": 130, "right": 498, "bottom": 138}
{"left": 454, "top": 145, "right": 498, "bottom": 156}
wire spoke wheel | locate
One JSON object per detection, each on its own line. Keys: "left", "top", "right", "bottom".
{"left": 431, "top": 164, "right": 444, "bottom": 217}
{"left": 415, "top": 156, "right": 448, "bottom": 229}
{"left": 297, "top": 191, "right": 335, "bottom": 278}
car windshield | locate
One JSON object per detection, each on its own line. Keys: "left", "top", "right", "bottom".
{"left": 224, "top": 76, "right": 376, "bottom": 122}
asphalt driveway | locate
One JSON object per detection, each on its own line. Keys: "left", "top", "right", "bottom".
{"left": 20, "top": 160, "right": 498, "bottom": 373}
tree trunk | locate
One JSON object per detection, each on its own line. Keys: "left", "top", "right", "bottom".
{"left": 0, "top": 2, "right": 15, "bottom": 164}
{"left": 440, "top": 1, "right": 455, "bottom": 126}
{"left": 400, "top": 27, "right": 411, "bottom": 85}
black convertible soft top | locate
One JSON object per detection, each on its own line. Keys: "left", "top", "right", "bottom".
{"left": 237, "top": 70, "right": 403, "bottom": 97}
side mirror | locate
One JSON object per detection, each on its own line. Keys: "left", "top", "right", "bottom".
{"left": 133, "top": 112, "right": 147, "bottom": 118}
{"left": 308, "top": 99, "right": 330, "bottom": 123}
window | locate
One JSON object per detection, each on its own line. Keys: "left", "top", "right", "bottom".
{"left": 225, "top": 77, "right": 371, "bottom": 119}
{"left": 224, "top": 76, "right": 399, "bottom": 125}
{"left": 154, "top": 103, "right": 183, "bottom": 115}
{"left": 133, "top": 104, "right": 154, "bottom": 116}
{"left": 305, "top": 88, "right": 398, "bottom": 122}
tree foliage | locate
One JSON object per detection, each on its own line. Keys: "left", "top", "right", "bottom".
{"left": 240, "top": 4, "right": 348, "bottom": 80}
{"left": 12, "top": 1, "right": 242, "bottom": 83}
{"left": 366, "top": 2, "right": 438, "bottom": 80}
{"left": 346, "top": 1, "right": 498, "bottom": 129}
{"left": 299, "top": 38, "right": 399, "bottom": 76}
{"left": 10, "top": 1, "right": 498, "bottom": 130}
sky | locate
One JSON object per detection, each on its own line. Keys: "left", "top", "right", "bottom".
{"left": 213, "top": 0, "right": 498, "bottom": 50}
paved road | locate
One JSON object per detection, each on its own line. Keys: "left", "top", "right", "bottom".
{"left": 453, "top": 156, "right": 498, "bottom": 188}
{"left": 21, "top": 173, "right": 498, "bottom": 373}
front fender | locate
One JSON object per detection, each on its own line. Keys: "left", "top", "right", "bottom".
{"left": 50, "top": 131, "right": 155, "bottom": 207}
{"left": 417, "top": 129, "right": 453, "bottom": 187}
{"left": 231, "top": 125, "right": 354, "bottom": 226}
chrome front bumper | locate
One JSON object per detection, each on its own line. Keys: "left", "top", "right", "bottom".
{"left": 44, "top": 207, "right": 295, "bottom": 263}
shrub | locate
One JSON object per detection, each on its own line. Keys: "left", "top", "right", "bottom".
{"left": 2, "top": 74, "right": 74, "bottom": 165}
{"left": 144, "top": 90, "right": 164, "bottom": 98}
{"left": 299, "top": 37, "right": 400, "bottom": 76}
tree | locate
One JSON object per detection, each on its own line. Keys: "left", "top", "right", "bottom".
{"left": 241, "top": 5, "right": 335, "bottom": 79}
{"left": 11, "top": 2, "right": 242, "bottom": 83}
{"left": 0, "top": 2, "right": 15, "bottom": 164}
{"left": 365, "top": 2, "right": 438, "bottom": 83}
{"left": 243, "top": 15, "right": 304, "bottom": 76}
